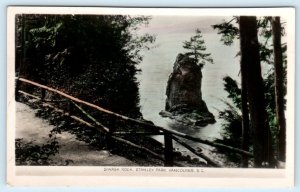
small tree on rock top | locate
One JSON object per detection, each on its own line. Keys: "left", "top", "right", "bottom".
{"left": 183, "top": 29, "right": 213, "bottom": 67}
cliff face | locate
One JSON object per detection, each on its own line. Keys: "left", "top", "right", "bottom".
{"left": 161, "top": 53, "right": 215, "bottom": 127}
{"left": 165, "top": 53, "right": 203, "bottom": 111}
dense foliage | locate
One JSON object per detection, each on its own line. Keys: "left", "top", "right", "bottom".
{"left": 214, "top": 77, "right": 244, "bottom": 163}
{"left": 15, "top": 138, "right": 59, "bottom": 165}
{"left": 182, "top": 29, "right": 213, "bottom": 67}
{"left": 16, "top": 14, "right": 155, "bottom": 118}
{"left": 213, "top": 17, "right": 287, "bottom": 165}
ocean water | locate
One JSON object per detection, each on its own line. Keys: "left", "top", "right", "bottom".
{"left": 136, "top": 16, "right": 241, "bottom": 143}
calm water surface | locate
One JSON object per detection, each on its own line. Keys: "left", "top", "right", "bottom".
{"left": 137, "top": 17, "right": 240, "bottom": 146}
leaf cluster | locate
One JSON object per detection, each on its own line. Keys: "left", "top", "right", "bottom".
{"left": 212, "top": 17, "right": 239, "bottom": 46}
{"left": 182, "top": 29, "right": 213, "bottom": 67}
{"left": 15, "top": 138, "right": 59, "bottom": 165}
{"left": 16, "top": 14, "right": 155, "bottom": 117}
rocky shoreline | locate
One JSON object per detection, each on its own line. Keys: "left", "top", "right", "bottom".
{"left": 160, "top": 103, "right": 215, "bottom": 127}
{"left": 161, "top": 53, "right": 216, "bottom": 127}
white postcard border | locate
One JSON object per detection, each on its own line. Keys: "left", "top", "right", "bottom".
{"left": 6, "top": 6, "right": 295, "bottom": 188}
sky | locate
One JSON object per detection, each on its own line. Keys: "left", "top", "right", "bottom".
{"left": 138, "top": 16, "right": 232, "bottom": 35}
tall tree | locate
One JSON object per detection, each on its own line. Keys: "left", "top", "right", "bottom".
{"left": 213, "top": 17, "right": 250, "bottom": 167}
{"left": 239, "top": 16, "right": 274, "bottom": 167}
{"left": 271, "top": 17, "right": 286, "bottom": 162}
{"left": 182, "top": 29, "right": 213, "bottom": 67}
{"left": 240, "top": 64, "right": 250, "bottom": 167}
{"left": 16, "top": 14, "right": 155, "bottom": 118}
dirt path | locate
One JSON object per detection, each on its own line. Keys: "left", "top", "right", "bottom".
{"left": 15, "top": 102, "right": 137, "bottom": 166}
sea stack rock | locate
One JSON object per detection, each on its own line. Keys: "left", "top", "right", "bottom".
{"left": 160, "top": 53, "right": 215, "bottom": 127}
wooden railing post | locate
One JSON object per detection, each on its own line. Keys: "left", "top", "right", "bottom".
{"left": 106, "top": 116, "right": 115, "bottom": 148}
{"left": 40, "top": 79, "right": 46, "bottom": 101}
{"left": 17, "top": 78, "right": 254, "bottom": 163}
{"left": 164, "top": 131, "right": 174, "bottom": 166}
{"left": 15, "top": 78, "right": 20, "bottom": 101}
{"left": 41, "top": 89, "right": 46, "bottom": 101}
{"left": 68, "top": 101, "right": 74, "bottom": 114}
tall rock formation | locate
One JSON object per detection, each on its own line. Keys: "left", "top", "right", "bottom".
{"left": 160, "top": 53, "right": 215, "bottom": 127}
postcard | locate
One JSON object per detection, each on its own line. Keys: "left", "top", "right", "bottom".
{"left": 7, "top": 6, "right": 295, "bottom": 188}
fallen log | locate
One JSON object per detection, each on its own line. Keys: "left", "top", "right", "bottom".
{"left": 111, "top": 135, "right": 164, "bottom": 161}
{"left": 172, "top": 136, "right": 222, "bottom": 167}
{"left": 19, "top": 90, "right": 96, "bottom": 129}
{"left": 18, "top": 90, "right": 168, "bottom": 165}
{"left": 17, "top": 78, "right": 253, "bottom": 157}
{"left": 71, "top": 101, "right": 110, "bottom": 133}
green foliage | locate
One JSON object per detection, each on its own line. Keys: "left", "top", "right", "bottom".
{"left": 216, "top": 105, "right": 243, "bottom": 163}
{"left": 212, "top": 16, "right": 285, "bottom": 65}
{"left": 259, "top": 44, "right": 273, "bottom": 64}
{"left": 212, "top": 17, "right": 239, "bottom": 46}
{"left": 15, "top": 138, "right": 59, "bottom": 165}
{"left": 30, "top": 22, "right": 63, "bottom": 48}
{"left": 257, "top": 17, "right": 272, "bottom": 38}
{"left": 257, "top": 17, "right": 287, "bottom": 65}
{"left": 257, "top": 17, "right": 274, "bottom": 64}
{"left": 263, "top": 67, "right": 286, "bottom": 147}
{"left": 16, "top": 14, "right": 155, "bottom": 117}
{"left": 214, "top": 77, "right": 243, "bottom": 164}
{"left": 223, "top": 76, "right": 242, "bottom": 108}
{"left": 213, "top": 16, "right": 288, "bottom": 165}
{"left": 217, "top": 70, "right": 287, "bottom": 164}
{"left": 182, "top": 29, "right": 213, "bottom": 67}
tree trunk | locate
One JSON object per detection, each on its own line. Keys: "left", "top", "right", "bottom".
{"left": 271, "top": 17, "right": 286, "bottom": 162}
{"left": 241, "top": 70, "right": 250, "bottom": 167}
{"left": 239, "top": 16, "right": 275, "bottom": 167}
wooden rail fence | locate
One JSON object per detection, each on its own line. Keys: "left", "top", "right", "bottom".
{"left": 16, "top": 77, "right": 253, "bottom": 167}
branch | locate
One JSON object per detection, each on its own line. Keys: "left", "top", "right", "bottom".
{"left": 17, "top": 78, "right": 253, "bottom": 157}
{"left": 111, "top": 135, "right": 165, "bottom": 162}
{"left": 172, "top": 136, "right": 222, "bottom": 167}
{"left": 18, "top": 90, "right": 94, "bottom": 128}
{"left": 18, "top": 90, "right": 166, "bottom": 164}
{"left": 71, "top": 101, "right": 110, "bottom": 133}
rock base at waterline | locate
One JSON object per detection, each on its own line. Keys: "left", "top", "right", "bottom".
{"left": 162, "top": 53, "right": 215, "bottom": 127}
{"left": 160, "top": 104, "right": 215, "bottom": 127}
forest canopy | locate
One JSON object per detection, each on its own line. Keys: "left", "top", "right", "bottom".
{"left": 213, "top": 16, "right": 287, "bottom": 167}
{"left": 16, "top": 14, "right": 155, "bottom": 118}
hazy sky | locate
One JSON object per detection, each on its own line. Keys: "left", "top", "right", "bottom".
{"left": 139, "top": 16, "right": 233, "bottom": 35}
